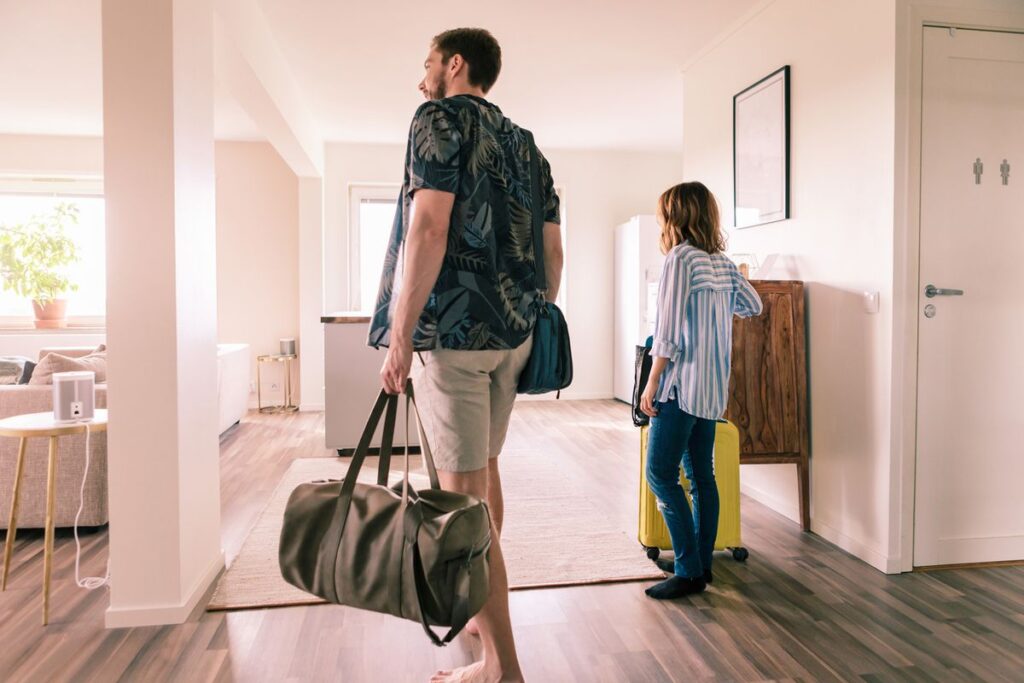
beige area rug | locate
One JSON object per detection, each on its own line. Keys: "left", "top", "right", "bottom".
{"left": 207, "top": 455, "right": 662, "bottom": 611}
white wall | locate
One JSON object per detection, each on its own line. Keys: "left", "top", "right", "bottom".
{"left": 323, "top": 141, "right": 683, "bottom": 400}
{"left": 215, "top": 141, "right": 299, "bottom": 406}
{"left": 0, "top": 133, "right": 103, "bottom": 176}
{"left": 683, "top": 0, "right": 898, "bottom": 570}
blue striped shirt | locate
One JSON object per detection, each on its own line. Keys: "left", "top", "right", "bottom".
{"left": 652, "top": 242, "right": 763, "bottom": 419}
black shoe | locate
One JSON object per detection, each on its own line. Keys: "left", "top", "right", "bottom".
{"left": 645, "top": 575, "right": 707, "bottom": 600}
{"left": 654, "top": 558, "right": 713, "bottom": 585}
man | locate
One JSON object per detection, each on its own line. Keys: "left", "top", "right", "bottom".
{"left": 369, "top": 27, "right": 562, "bottom": 683}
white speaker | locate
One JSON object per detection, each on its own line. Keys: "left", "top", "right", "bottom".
{"left": 53, "top": 371, "right": 96, "bottom": 423}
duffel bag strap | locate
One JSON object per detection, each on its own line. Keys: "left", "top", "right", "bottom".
{"left": 410, "top": 534, "right": 474, "bottom": 648}
{"left": 317, "top": 389, "right": 395, "bottom": 603}
{"left": 404, "top": 380, "right": 440, "bottom": 491}
{"left": 376, "top": 395, "right": 399, "bottom": 486}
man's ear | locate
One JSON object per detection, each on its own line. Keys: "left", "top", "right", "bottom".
{"left": 448, "top": 53, "right": 465, "bottom": 77}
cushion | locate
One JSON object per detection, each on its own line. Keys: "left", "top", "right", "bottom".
{"left": 0, "top": 356, "right": 34, "bottom": 384}
{"left": 30, "top": 345, "right": 107, "bottom": 385}
{"left": 17, "top": 360, "right": 36, "bottom": 384}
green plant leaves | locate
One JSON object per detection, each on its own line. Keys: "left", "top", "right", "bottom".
{"left": 0, "top": 202, "right": 82, "bottom": 303}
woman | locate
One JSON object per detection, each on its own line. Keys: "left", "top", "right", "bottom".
{"left": 640, "top": 181, "right": 762, "bottom": 599}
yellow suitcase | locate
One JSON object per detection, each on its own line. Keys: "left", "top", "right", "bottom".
{"left": 638, "top": 421, "right": 749, "bottom": 563}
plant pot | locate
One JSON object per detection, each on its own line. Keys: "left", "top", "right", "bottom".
{"left": 32, "top": 299, "right": 69, "bottom": 329}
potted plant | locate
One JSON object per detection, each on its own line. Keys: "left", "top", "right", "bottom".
{"left": 0, "top": 202, "right": 81, "bottom": 328}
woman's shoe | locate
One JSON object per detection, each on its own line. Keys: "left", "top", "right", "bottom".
{"left": 653, "top": 557, "right": 714, "bottom": 585}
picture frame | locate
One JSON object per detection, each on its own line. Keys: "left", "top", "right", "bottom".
{"left": 733, "top": 65, "right": 790, "bottom": 229}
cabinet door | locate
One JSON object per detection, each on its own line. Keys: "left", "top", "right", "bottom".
{"left": 726, "top": 282, "right": 804, "bottom": 458}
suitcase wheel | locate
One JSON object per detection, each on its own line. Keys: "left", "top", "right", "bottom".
{"left": 731, "top": 547, "right": 749, "bottom": 562}
{"left": 644, "top": 546, "right": 661, "bottom": 561}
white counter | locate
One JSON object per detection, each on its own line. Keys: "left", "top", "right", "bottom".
{"left": 322, "top": 313, "right": 419, "bottom": 454}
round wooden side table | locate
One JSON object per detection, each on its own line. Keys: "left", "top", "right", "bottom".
{"left": 0, "top": 410, "right": 108, "bottom": 625}
{"left": 256, "top": 354, "right": 298, "bottom": 413}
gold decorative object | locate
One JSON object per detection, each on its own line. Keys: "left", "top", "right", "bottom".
{"left": 256, "top": 354, "right": 298, "bottom": 414}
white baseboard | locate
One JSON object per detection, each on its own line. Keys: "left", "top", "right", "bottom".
{"left": 299, "top": 403, "right": 325, "bottom": 412}
{"left": 517, "top": 391, "right": 614, "bottom": 402}
{"left": 739, "top": 480, "right": 801, "bottom": 525}
{"left": 811, "top": 519, "right": 899, "bottom": 574}
{"left": 105, "top": 551, "right": 224, "bottom": 628}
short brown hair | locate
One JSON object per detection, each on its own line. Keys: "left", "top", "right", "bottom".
{"left": 432, "top": 28, "right": 502, "bottom": 94}
{"left": 657, "top": 182, "right": 727, "bottom": 255}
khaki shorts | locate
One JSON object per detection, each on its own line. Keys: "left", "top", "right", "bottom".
{"left": 411, "top": 338, "right": 533, "bottom": 473}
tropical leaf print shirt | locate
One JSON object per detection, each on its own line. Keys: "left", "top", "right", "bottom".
{"left": 368, "top": 94, "right": 560, "bottom": 351}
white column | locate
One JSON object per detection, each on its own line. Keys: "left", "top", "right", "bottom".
{"left": 102, "top": 0, "right": 223, "bottom": 627}
{"left": 298, "top": 176, "right": 326, "bottom": 411}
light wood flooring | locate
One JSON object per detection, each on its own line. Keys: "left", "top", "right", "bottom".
{"left": 0, "top": 401, "right": 1022, "bottom": 682}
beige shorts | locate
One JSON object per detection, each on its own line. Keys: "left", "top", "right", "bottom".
{"left": 411, "top": 338, "right": 533, "bottom": 473}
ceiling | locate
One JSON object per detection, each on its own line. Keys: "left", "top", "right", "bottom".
{"left": 0, "top": 0, "right": 761, "bottom": 151}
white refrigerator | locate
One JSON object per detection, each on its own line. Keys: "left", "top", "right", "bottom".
{"left": 613, "top": 215, "right": 665, "bottom": 402}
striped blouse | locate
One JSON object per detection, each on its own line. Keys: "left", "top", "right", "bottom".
{"left": 652, "top": 242, "right": 763, "bottom": 420}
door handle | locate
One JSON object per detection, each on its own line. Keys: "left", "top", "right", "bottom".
{"left": 925, "top": 284, "right": 964, "bottom": 298}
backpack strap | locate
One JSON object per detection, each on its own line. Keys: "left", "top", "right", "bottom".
{"left": 523, "top": 129, "right": 547, "bottom": 296}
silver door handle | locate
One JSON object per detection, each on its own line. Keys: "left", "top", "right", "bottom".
{"left": 925, "top": 284, "right": 964, "bottom": 298}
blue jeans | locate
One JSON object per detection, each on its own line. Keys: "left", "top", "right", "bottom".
{"left": 646, "top": 400, "right": 719, "bottom": 578}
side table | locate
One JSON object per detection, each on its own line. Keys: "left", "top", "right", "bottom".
{"left": 0, "top": 410, "right": 108, "bottom": 625}
{"left": 256, "top": 354, "right": 298, "bottom": 413}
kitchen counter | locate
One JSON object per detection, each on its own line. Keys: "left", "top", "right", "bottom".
{"left": 321, "top": 313, "right": 371, "bottom": 324}
{"left": 322, "top": 312, "right": 419, "bottom": 454}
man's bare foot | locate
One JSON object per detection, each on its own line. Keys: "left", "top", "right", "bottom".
{"left": 464, "top": 617, "right": 480, "bottom": 637}
{"left": 430, "top": 661, "right": 487, "bottom": 683}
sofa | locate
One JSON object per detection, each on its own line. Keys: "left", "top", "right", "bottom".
{"left": 0, "top": 343, "right": 250, "bottom": 529}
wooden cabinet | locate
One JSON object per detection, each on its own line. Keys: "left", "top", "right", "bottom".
{"left": 726, "top": 280, "right": 811, "bottom": 530}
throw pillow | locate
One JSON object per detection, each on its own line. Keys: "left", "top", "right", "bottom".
{"left": 17, "top": 360, "right": 36, "bottom": 385}
{"left": 29, "top": 352, "right": 108, "bottom": 385}
{"left": 0, "top": 356, "right": 34, "bottom": 385}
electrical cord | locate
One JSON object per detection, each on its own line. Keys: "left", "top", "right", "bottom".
{"left": 73, "top": 421, "right": 110, "bottom": 590}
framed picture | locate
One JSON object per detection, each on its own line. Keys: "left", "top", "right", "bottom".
{"left": 733, "top": 65, "right": 790, "bottom": 228}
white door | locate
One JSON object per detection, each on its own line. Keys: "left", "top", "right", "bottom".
{"left": 915, "top": 27, "right": 1024, "bottom": 567}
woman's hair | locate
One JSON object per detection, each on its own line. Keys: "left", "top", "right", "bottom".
{"left": 657, "top": 182, "right": 727, "bottom": 255}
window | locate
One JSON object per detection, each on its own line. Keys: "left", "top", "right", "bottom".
{"left": 0, "top": 179, "right": 106, "bottom": 328}
{"left": 349, "top": 185, "right": 400, "bottom": 312}
{"left": 348, "top": 185, "right": 567, "bottom": 312}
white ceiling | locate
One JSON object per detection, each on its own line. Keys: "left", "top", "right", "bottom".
{"left": 0, "top": 0, "right": 761, "bottom": 151}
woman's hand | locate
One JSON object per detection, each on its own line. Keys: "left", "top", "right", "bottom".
{"left": 640, "top": 380, "right": 659, "bottom": 417}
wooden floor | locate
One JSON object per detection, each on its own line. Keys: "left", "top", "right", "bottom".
{"left": 1, "top": 401, "right": 1022, "bottom": 682}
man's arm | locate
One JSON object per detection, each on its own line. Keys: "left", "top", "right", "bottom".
{"left": 542, "top": 222, "right": 563, "bottom": 302}
{"left": 380, "top": 189, "right": 454, "bottom": 394}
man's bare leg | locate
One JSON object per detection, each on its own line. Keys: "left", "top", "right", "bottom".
{"left": 431, "top": 466, "right": 523, "bottom": 683}
{"left": 486, "top": 458, "right": 504, "bottom": 535}
{"left": 466, "top": 458, "right": 503, "bottom": 637}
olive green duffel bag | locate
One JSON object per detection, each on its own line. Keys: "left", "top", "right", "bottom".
{"left": 278, "top": 381, "right": 492, "bottom": 646}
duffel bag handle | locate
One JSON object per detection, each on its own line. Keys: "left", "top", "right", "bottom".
{"left": 317, "top": 381, "right": 443, "bottom": 602}
{"left": 403, "top": 380, "right": 440, "bottom": 494}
